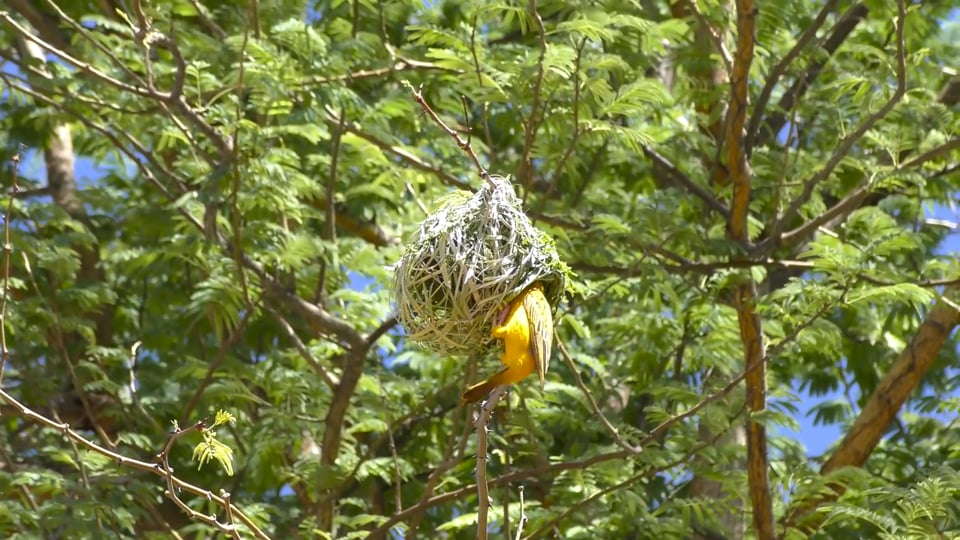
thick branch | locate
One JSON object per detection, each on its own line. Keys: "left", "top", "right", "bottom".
{"left": 725, "top": 0, "right": 754, "bottom": 242}
{"left": 726, "top": 1, "right": 774, "bottom": 538}
{"left": 782, "top": 287, "right": 960, "bottom": 534}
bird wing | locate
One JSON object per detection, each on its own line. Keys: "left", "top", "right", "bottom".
{"left": 523, "top": 284, "right": 553, "bottom": 387}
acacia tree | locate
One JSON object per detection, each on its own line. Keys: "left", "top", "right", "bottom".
{"left": 0, "top": 1, "right": 958, "bottom": 539}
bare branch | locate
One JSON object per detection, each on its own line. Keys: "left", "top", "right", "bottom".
{"left": 557, "top": 337, "right": 639, "bottom": 454}
{"left": 473, "top": 387, "right": 503, "bottom": 540}
{"left": 405, "top": 82, "right": 490, "bottom": 185}
{"left": 0, "top": 389, "right": 270, "bottom": 538}
{"left": 327, "top": 107, "right": 472, "bottom": 191}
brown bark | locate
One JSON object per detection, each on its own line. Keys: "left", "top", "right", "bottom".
{"left": 782, "top": 288, "right": 960, "bottom": 534}
{"left": 723, "top": 1, "right": 775, "bottom": 538}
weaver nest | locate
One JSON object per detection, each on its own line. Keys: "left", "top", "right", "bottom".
{"left": 393, "top": 175, "right": 566, "bottom": 355}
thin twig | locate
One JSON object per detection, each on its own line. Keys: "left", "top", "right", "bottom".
{"left": 556, "top": 337, "right": 638, "bottom": 453}
{"left": 513, "top": 485, "right": 527, "bottom": 540}
{"left": 299, "top": 58, "right": 448, "bottom": 87}
{"left": 404, "top": 82, "right": 490, "bottom": 185}
{"left": 180, "top": 310, "right": 254, "bottom": 423}
{"left": 534, "top": 37, "right": 588, "bottom": 223}
{"left": 332, "top": 108, "right": 472, "bottom": 190}
{"left": 20, "top": 251, "right": 118, "bottom": 448}
{"left": 474, "top": 387, "right": 503, "bottom": 540}
{"left": 898, "top": 138, "right": 960, "bottom": 170}
{"left": 518, "top": 0, "right": 548, "bottom": 193}
{"left": 469, "top": 11, "right": 496, "bottom": 159}
{"left": 0, "top": 389, "right": 270, "bottom": 539}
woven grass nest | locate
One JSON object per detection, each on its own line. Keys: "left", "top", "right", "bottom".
{"left": 393, "top": 175, "right": 567, "bottom": 356}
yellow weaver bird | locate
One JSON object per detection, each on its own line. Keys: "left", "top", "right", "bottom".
{"left": 461, "top": 283, "right": 553, "bottom": 403}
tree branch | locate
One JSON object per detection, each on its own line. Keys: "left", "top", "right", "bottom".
{"left": 642, "top": 145, "right": 730, "bottom": 219}
{"left": 0, "top": 390, "right": 270, "bottom": 539}
{"left": 473, "top": 387, "right": 503, "bottom": 540}
{"left": 763, "top": 0, "right": 906, "bottom": 253}
{"left": 782, "top": 286, "right": 960, "bottom": 534}
{"left": 326, "top": 107, "right": 472, "bottom": 191}
{"left": 745, "top": 0, "right": 841, "bottom": 153}
{"left": 752, "top": 3, "right": 869, "bottom": 150}
{"left": 517, "top": 0, "right": 548, "bottom": 192}
{"left": 725, "top": 0, "right": 774, "bottom": 537}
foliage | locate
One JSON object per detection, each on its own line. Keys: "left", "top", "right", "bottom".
{"left": 0, "top": 0, "right": 957, "bottom": 539}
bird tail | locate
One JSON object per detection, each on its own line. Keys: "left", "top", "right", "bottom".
{"left": 461, "top": 368, "right": 511, "bottom": 403}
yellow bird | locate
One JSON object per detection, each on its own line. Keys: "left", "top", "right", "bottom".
{"left": 461, "top": 283, "right": 553, "bottom": 403}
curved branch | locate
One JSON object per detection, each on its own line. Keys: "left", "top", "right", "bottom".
{"left": 0, "top": 389, "right": 270, "bottom": 539}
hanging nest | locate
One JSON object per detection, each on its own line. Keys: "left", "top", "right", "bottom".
{"left": 393, "top": 175, "right": 567, "bottom": 356}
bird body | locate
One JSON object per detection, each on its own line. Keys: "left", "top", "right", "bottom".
{"left": 461, "top": 283, "right": 553, "bottom": 403}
